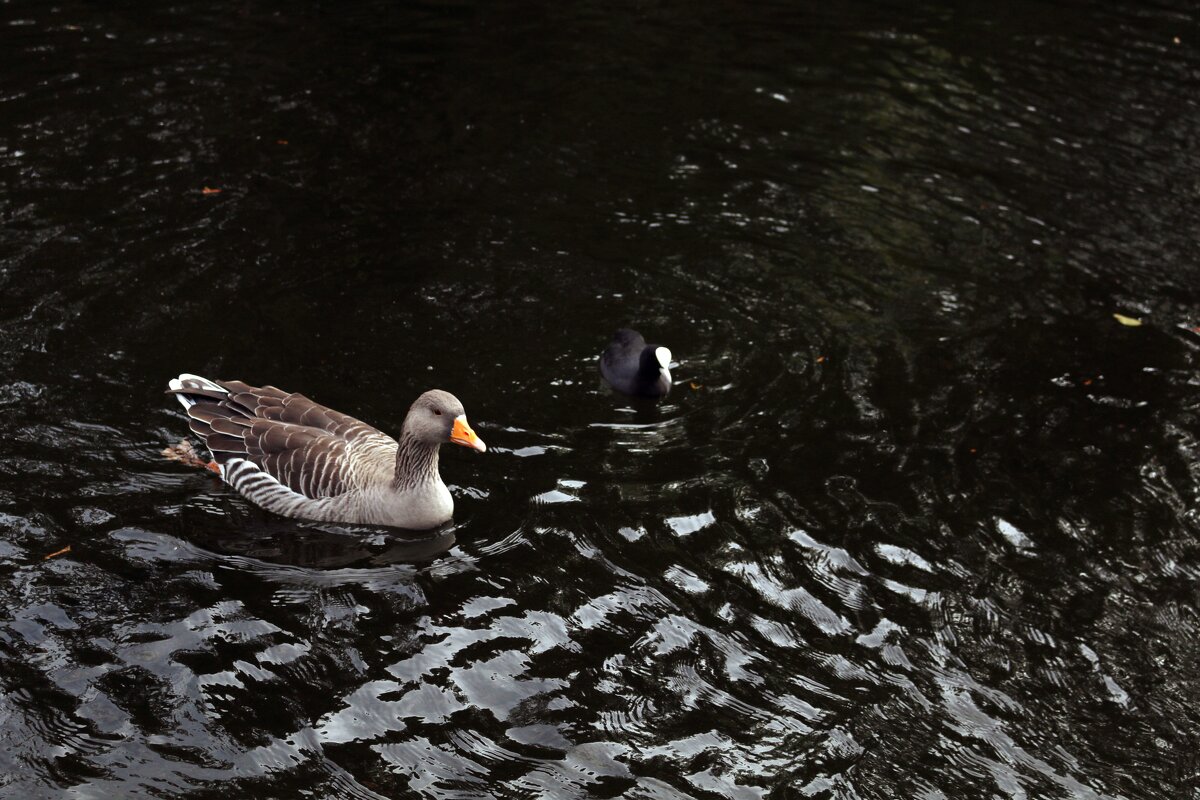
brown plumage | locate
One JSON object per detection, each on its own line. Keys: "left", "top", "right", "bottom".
{"left": 166, "top": 374, "right": 486, "bottom": 529}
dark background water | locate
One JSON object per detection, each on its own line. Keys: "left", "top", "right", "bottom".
{"left": 3, "top": 1, "right": 1200, "bottom": 797}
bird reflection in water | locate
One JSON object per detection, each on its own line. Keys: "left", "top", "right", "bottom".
{"left": 189, "top": 519, "right": 459, "bottom": 569}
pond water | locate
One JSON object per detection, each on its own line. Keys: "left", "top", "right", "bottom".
{"left": 3, "top": 1, "right": 1200, "bottom": 797}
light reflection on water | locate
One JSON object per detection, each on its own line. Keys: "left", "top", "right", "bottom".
{"left": 2, "top": 0, "right": 1200, "bottom": 798}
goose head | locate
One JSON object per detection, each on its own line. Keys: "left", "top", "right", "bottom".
{"left": 405, "top": 389, "right": 486, "bottom": 452}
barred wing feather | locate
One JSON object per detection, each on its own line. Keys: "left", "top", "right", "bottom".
{"left": 171, "top": 377, "right": 396, "bottom": 501}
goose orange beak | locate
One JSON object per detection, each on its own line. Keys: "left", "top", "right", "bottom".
{"left": 450, "top": 415, "right": 486, "bottom": 452}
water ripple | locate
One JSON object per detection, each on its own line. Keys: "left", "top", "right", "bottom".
{"left": 2, "top": 0, "right": 1199, "bottom": 797}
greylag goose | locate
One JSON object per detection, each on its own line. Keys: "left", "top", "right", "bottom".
{"left": 600, "top": 329, "right": 673, "bottom": 398}
{"left": 166, "top": 374, "right": 486, "bottom": 529}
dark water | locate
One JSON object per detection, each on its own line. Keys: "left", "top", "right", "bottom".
{"left": 3, "top": 1, "right": 1200, "bottom": 797}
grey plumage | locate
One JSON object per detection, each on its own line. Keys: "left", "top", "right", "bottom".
{"left": 167, "top": 374, "right": 486, "bottom": 529}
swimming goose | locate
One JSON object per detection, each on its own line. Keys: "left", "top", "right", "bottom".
{"left": 166, "top": 374, "right": 486, "bottom": 529}
{"left": 600, "top": 329, "right": 673, "bottom": 398}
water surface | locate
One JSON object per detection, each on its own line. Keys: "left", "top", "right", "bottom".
{"left": 3, "top": 1, "right": 1200, "bottom": 797}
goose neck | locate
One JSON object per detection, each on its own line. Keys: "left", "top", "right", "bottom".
{"left": 394, "top": 433, "right": 440, "bottom": 489}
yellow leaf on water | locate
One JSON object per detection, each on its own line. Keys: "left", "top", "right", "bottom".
{"left": 1113, "top": 313, "right": 1143, "bottom": 327}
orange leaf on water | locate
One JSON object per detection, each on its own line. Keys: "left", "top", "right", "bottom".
{"left": 44, "top": 545, "right": 71, "bottom": 560}
{"left": 201, "top": 187, "right": 223, "bottom": 195}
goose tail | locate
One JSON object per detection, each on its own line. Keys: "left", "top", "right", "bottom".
{"left": 167, "top": 373, "right": 228, "bottom": 409}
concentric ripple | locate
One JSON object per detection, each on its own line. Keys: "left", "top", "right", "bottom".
{"left": 2, "top": 1, "right": 1200, "bottom": 798}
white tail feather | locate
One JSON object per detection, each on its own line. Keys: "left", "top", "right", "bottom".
{"left": 170, "top": 373, "right": 227, "bottom": 410}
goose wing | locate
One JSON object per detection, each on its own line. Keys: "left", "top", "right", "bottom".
{"left": 217, "top": 380, "right": 387, "bottom": 442}
{"left": 171, "top": 378, "right": 395, "bottom": 500}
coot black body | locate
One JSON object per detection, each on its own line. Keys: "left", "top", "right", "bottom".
{"left": 600, "top": 329, "right": 673, "bottom": 398}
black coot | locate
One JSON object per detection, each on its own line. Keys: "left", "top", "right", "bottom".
{"left": 599, "top": 329, "right": 673, "bottom": 398}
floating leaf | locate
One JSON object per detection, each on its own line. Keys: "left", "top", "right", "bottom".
{"left": 201, "top": 186, "right": 223, "bottom": 195}
{"left": 689, "top": 382, "right": 701, "bottom": 390}
{"left": 816, "top": 356, "right": 826, "bottom": 363}
{"left": 1113, "top": 313, "right": 1142, "bottom": 327}
{"left": 43, "top": 545, "right": 71, "bottom": 560}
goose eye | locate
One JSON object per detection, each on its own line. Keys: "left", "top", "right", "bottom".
{"left": 434, "top": 409, "right": 443, "bottom": 416}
